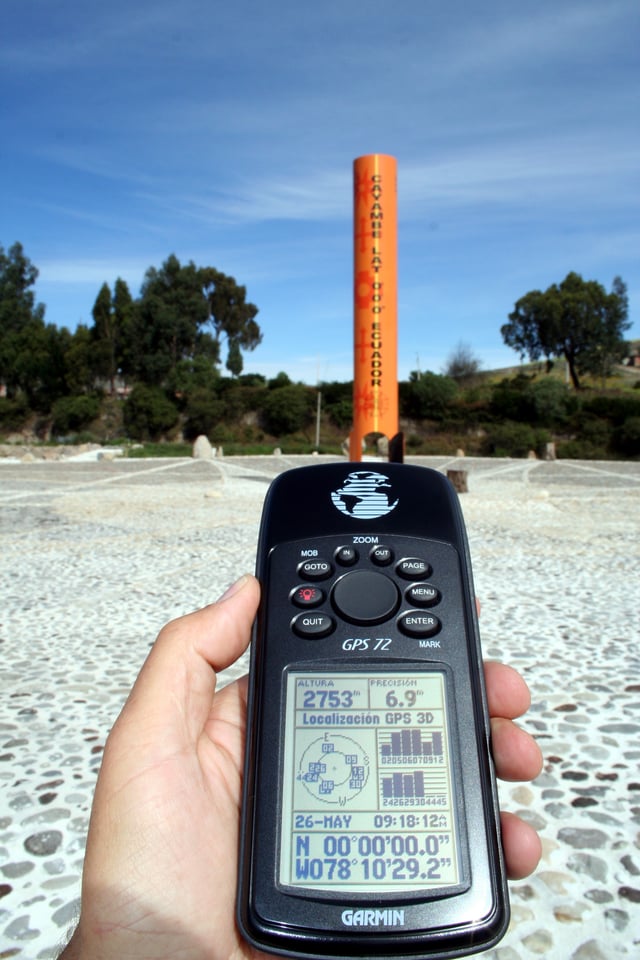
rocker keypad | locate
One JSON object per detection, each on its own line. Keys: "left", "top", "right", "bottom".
{"left": 289, "top": 543, "right": 443, "bottom": 641}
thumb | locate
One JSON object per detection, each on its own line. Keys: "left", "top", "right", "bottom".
{"left": 117, "top": 574, "right": 261, "bottom": 746}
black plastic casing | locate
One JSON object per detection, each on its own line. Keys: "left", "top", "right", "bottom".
{"left": 237, "top": 463, "right": 509, "bottom": 959}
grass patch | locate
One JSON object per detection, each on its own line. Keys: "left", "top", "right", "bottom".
{"left": 125, "top": 442, "right": 192, "bottom": 458}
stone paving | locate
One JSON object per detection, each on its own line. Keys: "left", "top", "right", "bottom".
{"left": 0, "top": 454, "right": 639, "bottom": 958}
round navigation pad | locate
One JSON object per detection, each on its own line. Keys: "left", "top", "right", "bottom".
{"left": 331, "top": 570, "right": 399, "bottom": 625}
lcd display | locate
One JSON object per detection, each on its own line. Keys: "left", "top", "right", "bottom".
{"left": 280, "top": 670, "right": 460, "bottom": 892}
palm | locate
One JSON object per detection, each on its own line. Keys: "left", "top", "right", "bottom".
{"left": 66, "top": 580, "right": 541, "bottom": 960}
{"left": 169, "top": 676, "right": 264, "bottom": 959}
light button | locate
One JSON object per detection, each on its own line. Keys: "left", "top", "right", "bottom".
{"left": 291, "top": 585, "right": 325, "bottom": 608}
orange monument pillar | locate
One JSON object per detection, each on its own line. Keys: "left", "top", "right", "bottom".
{"left": 349, "top": 154, "right": 403, "bottom": 462}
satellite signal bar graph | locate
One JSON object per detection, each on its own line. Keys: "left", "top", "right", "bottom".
{"left": 380, "top": 728, "right": 443, "bottom": 761}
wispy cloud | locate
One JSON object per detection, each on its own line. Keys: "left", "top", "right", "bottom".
{"left": 37, "top": 258, "right": 153, "bottom": 288}
{"left": 3, "top": 0, "right": 638, "bottom": 364}
{"left": 400, "top": 137, "right": 638, "bottom": 212}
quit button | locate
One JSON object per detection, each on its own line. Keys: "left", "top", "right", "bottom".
{"left": 292, "top": 612, "right": 335, "bottom": 639}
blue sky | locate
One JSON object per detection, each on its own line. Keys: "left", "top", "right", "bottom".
{"left": 2, "top": 0, "right": 638, "bottom": 383}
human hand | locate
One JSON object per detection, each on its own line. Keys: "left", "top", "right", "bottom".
{"left": 61, "top": 575, "right": 542, "bottom": 959}
{"left": 484, "top": 660, "right": 543, "bottom": 879}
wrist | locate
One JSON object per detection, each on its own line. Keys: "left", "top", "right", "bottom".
{"left": 57, "top": 926, "right": 81, "bottom": 959}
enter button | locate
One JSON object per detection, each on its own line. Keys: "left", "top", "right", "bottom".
{"left": 398, "top": 611, "right": 441, "bottom": 638}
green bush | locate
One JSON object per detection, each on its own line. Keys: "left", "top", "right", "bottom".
{"left": 260, "top": 384, "right": 315, "bottom": 436}
{"left": 51, "top": 394, "right": 101, "bottom": 434}
{"left": 213, "top": 379, "right": 267, "bottom": 421}
{"left": 182, "top": 388, "right": 225, "bottom": 441}
{"left": 564, "top": 415, "right": 612, "bottom": 456}
{"left": 326, "top": 398, "right": 353, "bottom": 430}
{"left": 268, "top": 371, "right": 292, "bottom": 389}
{"left": 0, "top": 395, "right": 29, "bottom": 431}
{"left": 556, "top": 439, "right": 610, "bottom": 460}
{"left": 123, "top": 385, "right": 179, "bottom": 441}
{"left": 488, "top": 376, "right": 535, "bottom": 423}
{"left": 320, "top": 380, "right": 353, "bottom": 404}
{"left": 612, "top": 417, "right": 640, "bottom": 458}
{"left": 482, "top": 421, "right": 550, "bottom": 458}
{"left": 582, "top": 392, "right": 640, "bottom": 425}
{"left": 400, "top": 372, "right": 459, "bottom": 420}
{"left": 529, "top": 379, "right": 575, "bottom": 426}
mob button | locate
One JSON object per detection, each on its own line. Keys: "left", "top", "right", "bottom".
{"left": 298, "top": 559, "right": 333, "bottom": 581}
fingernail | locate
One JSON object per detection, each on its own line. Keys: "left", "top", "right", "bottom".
{"left": 218, "top": 573, "right": 252, "bottom": 603}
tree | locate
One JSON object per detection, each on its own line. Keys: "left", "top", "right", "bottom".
{"left": 0, "top": 241, "right": 70, "bottom": 408}
{"left": 63, "top": 324, "right": 95, "bottom": 395}
{"left": 11, "top": 321, "right": 69, "bottom": 409}
{"left": 201, "top": 267, "right": 262, "bottom": 373}
{"left": 87, "top": 259, "right": 260, "bottom": 391}
{"left": 0, "top": 242, "right": 45, "bottom": 331}
{"left": 444, "top": 341, "right": 481, "bottom": 384}
{"left": 225, "top": 338, "right": 243, "bottom": 377}
{"left": 90, "top": 278, "right": 136, "bottom": 392}
{"left": 91, "top": 283, "right": 117, "bottom": 393}
{"left": 112, "top": 278, "right": 135, "bottom": 381}
{"left": 0, "top": 242, "right": 46, "bottom": 398}
{"left": 132, "top": 255, "right": 212, "bottom": 385}
{"left": 501, "top": 272, "right": 630, "bottom": 390}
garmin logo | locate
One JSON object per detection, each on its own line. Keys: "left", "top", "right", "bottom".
{"left": 341, "top": 908, "right": 405, "bottom": 927}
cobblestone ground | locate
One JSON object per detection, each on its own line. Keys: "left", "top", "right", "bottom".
{"left": 1, "top": 454, "right": 639, "bottom": 958}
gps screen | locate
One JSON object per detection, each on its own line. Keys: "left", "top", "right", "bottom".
{"left": 279, "top": 670, "right": 460, "bottom": 892}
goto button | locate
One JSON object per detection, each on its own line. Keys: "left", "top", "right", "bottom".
{"left": 292, "top": 612, "right": 335, "bottom": 638}
{"left": 291, "top": 585, "right": 325, "bottom": 608}
{"left": 298, "top": 559, "right": 333, "bottom": 581}
{"left": 398, "top": 611, "right": 441, "bottom": 638}
{"left": 396, "top": 558, "right": 431, "bottom": 580}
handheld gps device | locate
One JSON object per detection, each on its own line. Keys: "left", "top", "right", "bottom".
{"left": 237, "top": 463, "right": 509, "bottom": 959}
